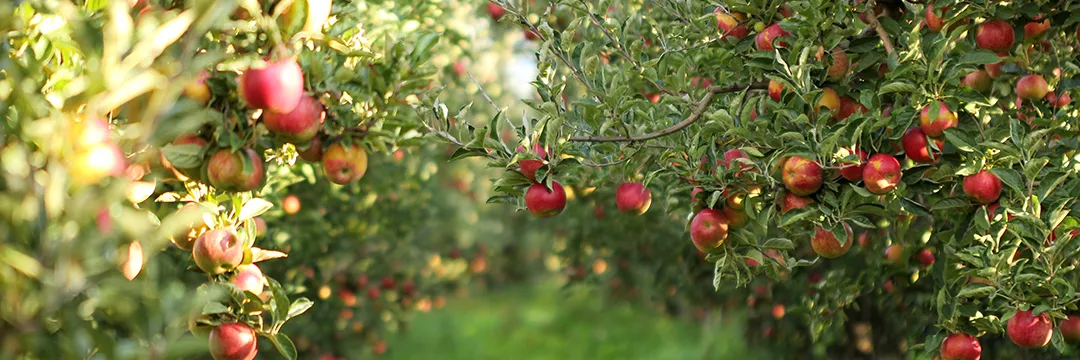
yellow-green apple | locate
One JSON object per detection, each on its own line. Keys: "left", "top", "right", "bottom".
{"left": 961, "top": 69, "right": 992, "bottom": 93}
{"left": 919, "top": 102, "right": 957, "bottom": 137}
{"left": 1015, "top": 74, "right": 1048, "bottom": 101}
{"left": 167, "top": 203, "right": 210, "bottom": 250}
{"left": 183, "top": 71, "right": 211, "bottom": 106}
{"left": 321, "top": 142, "right": 368, "bottom": 184}
{"left": 976, "top": 20, "right": 1014, "bottom": 53}
{"left": 690, "top": 209, "right": 729, "bottom": 252}
{"left": 487, "top": 3, "right": 506, "bottom": 21}
{"left": 240, "top": 58, "right": 304, "bottom": 114}
{"left": 207, "top": 148, "right": 264, "bottom": 192}
{"left": 940, "top": 333, "right": 981, "bottom": 360}
{"left": 782, "top": 155, "right": 823, "bottom": 196}
{"left": 838, "top": 148, "right": 867, "bottom": 182}
{"left": 1061, "top": 315, "right": 1080, "bottom": 343}
{"left": 192, "top": 229, "right": 245, "bottom": 275}
{"left": 262, "top": 95, "right": 325, "bottom": 144}
{"left": 209, "top": 322, "right": 258, "bottom": 360}
{"left": 231, "top": 264, "right": 266, "bottom": 296}
{"left": 902, "top": 127, "right": 941, "bottom": 163}
{"left": 963, "top": 170, "right": 1002, "bottom": 204}
{"left": 1024, "top": 15, "right": 1050, "bottom": 40}
{"left": 768, "top": 80, "right": 784, "bottom": 101}
{"left": 780, "top": 192, "right": 814, "bottom": 214}
{"left": 884, "top": 244, "right": 906, "bottom": 266}
{"left": 615, "top": 182, "right": 652, "bottom": 215}
{"left": 724, "top": 186, "right": 761, "bottom": 210}
{"left": 715, "top": 10, "right": 749, "bottom": 40}
{"left": 1007, "top": 309, "right": 1052, "bottom": 348}
{"left": 862, "top": 153, "right": 901, "bottom": 194}
{"left": 298, "top": 135, "right": 324, "bottom": 162}
{"left": 525, "top": 181, "right": 566, "bottom": 217}
{"left": 755, "top": 24, "right": 789, "bottom": 51}
{"left": 811, "top": 224, "right": 852, "bottom": 258}
{"left": 816, "top": 88, "right": 841, "bottom": 115}
{"left": 826, "top": 47, "right": 849, "bottom": 81}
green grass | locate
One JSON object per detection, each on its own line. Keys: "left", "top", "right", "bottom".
{"left": 385, "top": 280, "right": 758, "bottom": 360}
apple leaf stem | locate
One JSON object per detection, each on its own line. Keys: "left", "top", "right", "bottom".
{"left": 567, "top": 82, "right": 767, "bottom": 142}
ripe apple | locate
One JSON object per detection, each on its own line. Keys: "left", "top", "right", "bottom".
{"left": 192, "top": 229, "right": 245, "bottom": 275}
{"left": 231, "top": 264, "right": 265, "bottom": 295}
{"left": 838, "top": 148, "right": 868, "bottom": 182}
{"left": 525, "top": 181, "right": 567, "bottom": 217}
{"left": 518, "top": 158, "right": 546, "bottom": 183}
{"left": 690, "top": 209, "right": 729, "bottom": 253}
{"left": 719, "top": 148, "right": 752, "bottom": 176}
{"left": 644, "top": 92, "right": 660, "bottom": 103}
{"left": 782, "top": 155, "right": 823, "bottom": 196}
{"left": 715, "top": 10, "right": 749, "bottom": 40}
{"left": 901, "top": 127, "right": 941, "bottom": 164}
{"left": 884, "top": 244, "right": 905, "bottom": 266}
{"left": 524, "top": 29, "right": 539, "bottom": 41}
{"left": 755, "top": 24, "right": 789, "bottom": 51}
{"left": 207, "top": 148, "right": 265, "bottom": 192}
{"left": 1046, "top": 91, "right": 1072, "bottom": 108}
{"left": 283, "top": 195, "right": 301, "bottom": 214}
{"left": 240, "top": 58, "right": 305, "bottom": 114}
{"left": 862, "top": 153, "right": 901, "bottom": 194}
{"left": 69, "top": 115, "right": 111, "bottom": 149}
{"left": 811, "top": 224, "right": 853, "bottom": 258}
{"left": 1060, "top": 315, "right": 1080, "bottom": 343}
{"left": 1015, "top": 74, "right": 1049, "bottom": 101}
{"left": 940, "top": 333, "right": 981, "bottom": 360}
{"left": 321, "top": 142, "right": 368, "bottom": 184}
{"left": 298, "top": 135, "right": 324, "bottom": 162}
{"left": 778, "top": 5, "right": 793, "bottom": 18}
{"left": 183, "top": 71, "right": 212, "bottom": 106}
{"left": 817, "top": 88, "right": 841, "bottom": 115}
{"left": 262, "top": 95, "right": 325, "bottom": 144}
{"left": 915, "top": 249, "right": 935, "bottom": 267}
{"left": 723, "top": 207, "right": 749, "bottom": 230}
{"left": 69, "top": 144, "right": 126, "bottom": 186}
{"left": 837, "top": 96, "right": 868, "bottom": 121}
{"left": 826, "top": 47, "right": 849, "bottom": 81}
{"left": 961, "top": 70, "right": 992, "bottom": 93}
{"left": 1007, "top": 309, "right": 1053, "bottom": 348}
{"left": 615, "top": 182, "right": 652, "bottom": 215}
{"left": 209, "top": 322, "right": 258, "bottom": 360}
{"left": 780, "top": 192, "right": 814, "bottom": 214}
{"left": 919, "top": 102, "right": 957, "bottom": 137}
{"left": 975, "top": 20, "right": 1014, "bottom": 53}
{"left": 963, "top": 170, "right": 1002, "bottom": 204}
{"left": 768, "top": 80, "right": 784, "bottom": 101}
{"left": 487, "top": 3, "right": 505, "bottom": 21}
{"left": 924, "top": 4, "right": 945, "bottom": 32}
{"left": 1024, "top": 16, "right": 1050, "bottom": 40}
{"left": 168, "top": 203, "right": 210, "bottom": 251}
{"left": 724, "top": 186, "right": 761, "bottom": 210}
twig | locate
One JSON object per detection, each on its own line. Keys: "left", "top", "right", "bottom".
{"left": 648, "top": 0, "right": 689, "bottom": 24}
{"left": 582, "top": 157, "right": 633, "bottom": 168}
{"left": 567, "top": 82, "right": 767, "bottom": 142}
{"left": 866, "top": 1, "right": 896, "bottom": 57}
{"left": 580, "top": 0, "right": 675, "bottom": 96}
{"left": 501, "top": 5, "right": 595, "bottom": 90}
{"left": 467, "top": 71, "right": 501, "bottom": 111}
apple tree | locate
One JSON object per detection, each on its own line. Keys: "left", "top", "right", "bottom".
{"left": 426, "top": 0, "right": 1080, "bottom": 358}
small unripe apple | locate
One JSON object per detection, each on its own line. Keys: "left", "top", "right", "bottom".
{"left": 209, "top": 323, "right": 258, "bottom": 360}
{"left": 525, "top": 181, "right": 566, "bottom": 217}
{"left": 1007, "top": 309, "right": 1053, "bottom": 348}
{"left": 838, "top": 148, "right": 868, "bottom": 182}
{"left": 780, "top": 192, "right": 814, "bottom": 214}
{"left": 231, "top": 264, "right": 266, "bottom": 296}
{"left": 715, "top": 10, "right": 749, "bottom": 40}
{"left": 262, "top": 95, "right": 325, "bottom": 144}
{"left": 816, "top": 88, "right": 841, "bottom": 115}
{"left": 240, "top": 58, "right": 305, "bottom": 114}
{"left": 1060, "top": 315, "right": 1080, "bottom": 343}
{"left": 862, "top": 153, "right": 901, "bottom": 194}
{"left": 615, "top": 182, "right": 652, "bottom": 215}
{"left": 207, "top": 148, "right": 264, "bottom": 192}
{"left": 963, "top": 170, "right": 1002, "bottom": 204}
{"left": 768, "top": 80, "right": 784, "bottom": 101}
{"left": 782, "top": 155, "right": 823, "bottom": 196}
{"left": 919, "top": 102, "right": 957, "bottom": 137}
{"left": 486, "top": 3, "right": 505, "bottom": 21}
{"left": 811, "top": 224, "right": 853, "bottom": 258}
{"left": 1015, "top": 74, "right": 1049, "bottom": 101}
{"left": 321, "top": 142, "right": 368, "bottom": 184}
{"left": 755, "top": 24, "right": 789, "bottom": 51}
{"left": 975, "top": 20, "right": 1015, "bottom": 53}
{"left": 183, "top": 71, "right": 212, "bottom": 106}
{"left": 192, "top": 229, "right": 245, "bottom": 275}
{"left": 901, "top": 127, "right": 941, "bottom": 164}
{"left": 961, "top": 70, "right": 992, "bottom": 94}
{"left": 690, "top": 209, "right": 729, "bottom": 253}
{"left": 940, "top": 333, "right": 981, "bottom": 360}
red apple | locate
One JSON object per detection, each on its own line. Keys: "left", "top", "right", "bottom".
{"left": 262, "top": 95, "right": 325, "bottom": 144}
{"left": 837, "top": 96, "right": 868, "bottom": 121}
{"left": 839, "top": 148, "right": 868, "bottom": 182}
{"left": 207, "top": 148, "right": 265, "bottom": 192}
{"left": 240, "top": 58, "right": 304, "bottom": 114}
{"left": 975, "top": 20, "right": 1014, "bottom": 53}
{"left": 1060, "top": 315, "right": 1080, "bottom": 343}
{"left": 779, "top": 5, "right": 794, "bottom": 18}
{"left": 1016, "top": 74, "right": 1048, "bottom": 101}
{"left": 985, "top": 54, "right": 1006, "bottom": 79}
{"left": 615, "top": 182, "right": 652, "bottom": 215}
{"left": 525, "top": 181, "right": 567, "bottom": 217}
{"left": 919, "top": 102, "right": 958, "bottom": 137}
{"left": 298, "top": 135, "right": 325, "bottom": 162}
{"left": 961, "top": 70, "right": 992, "bottom": 93}
{"left": 690, "top": 209, "right": 730, "bottom": 253}
{"left": 826, "top": 47, "right": 849, "bottom": 81}
{"left": 69, "top": 143, "right": 126, "bottom": 186}
{"left": 780, "top": 192, "right": 815, "bottom": 214}
{"left": 940, "top": 333, "right": 981, "bottom": 360}
{"left": 782, "top": 155, "right": 823, "bottom": 196}
{"left": 192, "top": 229, "right": 245, "bottom": 275}
{"left": 715, "top": 10, "right": 749, "bottom": 40}
{"left": 690, "top": 187, "right": 704, "bottom": 203}
{"left": 924, "top": 4, "right": 945, "bottom": 32}
{"left": 321, "top": 142, "right": 368, "bottom": 184}
{"left": 519, "top": 159, "right": 545, "bottom": 182}
{"left": 209, "top": 323, "right": 258, "bottom": 360}
{"left": 1046, "top": 91, "right": 1072, "bottom": 108}
{"left": 755, "top": 24, "right": 789, "bottom": 51}
{"left": 231, "top": 264, "right": 266, "bottom": 295}
{"left": 811, "top": 224, "right": 853, "bottom": 258}
{"left": 1007, "top": 309, "right": 1053, "bottom": 348}
{"left": 963, "top": 170, "right": 1002, "bottom": 204}
{"left": 719, "top": 148, "right": 753, "bottom": 176}
{"left": 1024, "top": 16, "right": 1050, "bottom": 40}
{"left": 524, "top": 29, "right": 539, "bottom": 41}
{"left": 902, "top": 127, "right": 941, "bottom": 163}
{"left": 487, "top": 3, "right": 505, "bottom": 21}
{"left": 862, "top": 153, "right": 901, "bottom": 194}
{"left": 915, "top": 249, "right": 935, "bottom": 267}
{"left": 768, "top": 80, "right": 784, "bottom": 101}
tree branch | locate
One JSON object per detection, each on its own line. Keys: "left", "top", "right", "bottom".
{"left": 567, "top": 82, "right": 767, "bottom": 143}
{"left": 866, "top": 1, "right": 896, "bottom": 57}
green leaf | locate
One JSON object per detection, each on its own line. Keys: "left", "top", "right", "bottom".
{"left": 762, "top": 238, "right": 795, "bottom": 250}
{"left": 161, "top": 144, "right": 204, "bottom": 169}
{"left": 267, "top": 277, "right": 290, "bottom": 327}
{"left": 958, "top": 50, "right": 1003, "bottom": 65}
{"left": 286, "top": 298, "right": 313, "bottom": 320}
{"left": 879, "top": 81, "right": 917, "bottom": 95}
{"left": 932, "top": 198, "right": 971, "bottom": 212}
{"left": 268, "top": 333, "right": 298, "bottom": 360}
{"left": 990, "top": 168, "right": 1024, "bottom": 195}
{"left": 238, "top": 198, "right": 273, "bottom": 222}
{"left": 957, "top": 284, "right": 995, "bottom": 299}
{"left": 201, "top": 302, "right": 230, "bottom": 315}
{"left": 942, "top": 128, "right": 975, "bottom": 153}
